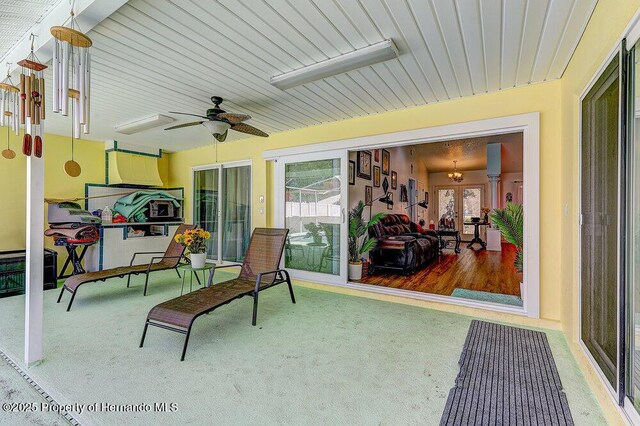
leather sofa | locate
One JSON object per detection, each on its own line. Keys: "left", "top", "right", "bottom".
{"left": 368, "top": 214, "right": 439, "bottom": 275}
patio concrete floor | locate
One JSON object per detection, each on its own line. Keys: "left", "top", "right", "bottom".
{"left": 0, "top": 269, "right": 606, "bottom": 425}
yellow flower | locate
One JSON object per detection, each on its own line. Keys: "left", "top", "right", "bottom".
{"left": 203, "top": 231, "right": 210, "bottom": 240}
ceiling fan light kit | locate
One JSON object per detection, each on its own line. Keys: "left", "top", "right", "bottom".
{"left": 270, "top": 39, "right": 398, "bottom": 90}
{"left": 203, "top": 120, "right": 231, "bottom": 136}
{"left": 115, "top": 114, "right": 175, "bottom": 135}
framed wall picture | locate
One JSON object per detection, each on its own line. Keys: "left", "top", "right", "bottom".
{"left": 381, "top": 149, "right": 390, "bottom": 175}
{"left": 365, "top": 185, "right": 373, "bottom": 205}
{"left": 374, "top": 149, "right": 380, "bottom": 162}
{"left": 357, "top": 150, "right": 372, "bottom": 180}
{"left": 391, "top": 171, "right": 397, "bottom": 189}
{"left": 387, "top": 192, "right": 393, "bottom": 210}
{"left": 349, "top": 160, "right": 355, "bottom": 185}
{"left": 373, "top": 165, "right": 381, "bottom": 187}
{"left": 424, "top": 191, "right": 429, "bottom": 204}
{"left": 400, "top": 184, "right": 408, "bottom": 202}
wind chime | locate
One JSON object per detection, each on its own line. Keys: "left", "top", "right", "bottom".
{"left": 0, "top": 63, "right": 19, "bottom": 159}
{"left": 17, "top": 34, "right": 47, "bottom": 158}
{"left": 51, "top": 5, "right": 92, "bottom": 177}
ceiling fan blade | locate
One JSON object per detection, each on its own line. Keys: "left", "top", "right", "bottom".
{"left": 231, "top": 122, "right": 269, "bottom": 137}
{"left": 217, "top": 112, "right": 251, "bottom": 124}
{"left": 165, "top": 121, "right": 204, "bottom": 130}
{"left": 169, "top": 111, "right": 208, "bottom": 119}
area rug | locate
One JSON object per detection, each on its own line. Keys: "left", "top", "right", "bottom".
{"left": 441, "top": 320, "right": 574, "bottom": 425}
{"left": 450, "top": 288, "right": 523, "bottom": 307}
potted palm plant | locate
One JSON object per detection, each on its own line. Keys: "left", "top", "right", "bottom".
{"left": 349, "top": 200, "right": 385, "bottom": 281}
{"left": 304, "top": 222, "right": 324, "bottom": 246}
{"left": 490, "top": 202, "right": 523, "bottom": 295}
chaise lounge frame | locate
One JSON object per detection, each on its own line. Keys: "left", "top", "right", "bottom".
{"left": 139, "top": 228, "right": 295, "bottom": 361}
{"left": 57, "top": 224, "right": 196, "bottom": 311}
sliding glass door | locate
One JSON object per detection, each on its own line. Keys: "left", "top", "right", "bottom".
{"left": 193, "top": 162, "right": 251, "bottom": 263}
{"left": 275, "top": 150, "right": 348, "bottom": 284}
{"left": 628, "top": 41, "right": 640, "bottom": 414}
{"left": 581, "top": 54, "right": 620, "bottom": 389}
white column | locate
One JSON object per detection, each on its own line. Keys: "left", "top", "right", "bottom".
{"left": 488, "top": 175, "right": 500, "bottom": 210}
{"left": 486, "top": 175, "right": 502, "bottom": 251}
{"left": 25, "top": 152, "right": 44, "bottom": 366}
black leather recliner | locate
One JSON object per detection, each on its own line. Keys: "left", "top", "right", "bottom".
{"left": 368, "top": 214, "right": 439, "bottom": 275}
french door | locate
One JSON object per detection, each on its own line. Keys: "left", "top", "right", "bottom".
{"left": 274, "top": 150, "right": 348, "bottom": 284}
{"left": 435, "top": 185, "right": 485, "bottom": 240}
{"left": 193, "top": 161, "right": 252, "bottom": 263}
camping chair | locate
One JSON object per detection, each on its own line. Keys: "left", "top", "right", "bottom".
{"left": 57, "top": 224, "right": 196, "bottom": 311}
{"left": 140, "top": 228, "right": 295, "bottom": 361}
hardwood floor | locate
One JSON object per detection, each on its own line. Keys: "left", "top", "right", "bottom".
{"left": 360, "top": 243, "right": 522, "bottom": 297}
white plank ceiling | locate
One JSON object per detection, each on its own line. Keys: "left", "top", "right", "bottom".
{"left": 2, "top": 0, "right": 598, "bottom": 151}
{"left": 0, "top": 0, "right": 60, "bottom": 62}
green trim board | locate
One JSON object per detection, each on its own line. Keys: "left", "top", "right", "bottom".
{"left": 105, "top": 141, "right": 163, "bottom": 158}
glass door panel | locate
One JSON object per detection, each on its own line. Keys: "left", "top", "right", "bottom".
{"left": 437, "top": 187, "right": 458, "bottom": 229}
{"left": 462, "top": 186, "right": 483, "bottom": 239}
{"left": 221, "top": 165, "right": 251, "bottom": 262}
{"left": 628, "top": 42, "right": 640, "bottom": 413}
{"left": 581, "top": 54, "right": 619, "bottom": 388}
{"left": 284, "top": 159, "right": 342, "bottom": 275}
{"left": 193, "top": 168, "right": 219, "bottom": 259}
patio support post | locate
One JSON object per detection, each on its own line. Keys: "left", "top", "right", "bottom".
{"left": 25, "top": 151, "right": 45, "bottom": 366}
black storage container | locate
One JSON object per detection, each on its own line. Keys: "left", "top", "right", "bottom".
{"left": 0, "top": 249, "right": 58, "bottom": 298}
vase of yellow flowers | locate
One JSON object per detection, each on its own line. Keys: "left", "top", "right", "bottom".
{"left": 174, "top": 228, "right": 210, "bottom": 268}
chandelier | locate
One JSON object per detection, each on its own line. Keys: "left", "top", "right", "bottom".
{"left": 448, "top": 160, "right": 463, "bottom": 183}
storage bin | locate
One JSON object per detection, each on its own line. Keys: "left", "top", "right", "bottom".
{"left": 0, "top": 249, "right": 58, "bottom": 298}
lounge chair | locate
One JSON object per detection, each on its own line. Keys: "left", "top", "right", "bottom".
{"left": 140, "top": 228, "right": 295, "bottom": 361}
{"left": 57, "top": 224, "right": 196, "bottom": 311}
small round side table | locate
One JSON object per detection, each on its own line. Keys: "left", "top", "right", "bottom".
{"left": 178, "top": 264, "right": 215, "bottom": 295}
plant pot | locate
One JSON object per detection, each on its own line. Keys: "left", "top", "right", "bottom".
{"left": 190, "top": 253, "right": 207, "bottom": 269}
{"left": 348, "top": 262, "right": 363, "bottom": 281}
{"left": 313, "top": 236, "right": 323, "bottom": 245}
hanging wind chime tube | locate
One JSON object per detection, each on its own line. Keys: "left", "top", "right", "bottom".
{"left": 17, "top": 34, "right": 47, "bottom": 158}
{"left": 0, "top": 63, "right": 20, "bottom": 137}
{"left": 51, "top": 7, "right": 92, "bottom": 138}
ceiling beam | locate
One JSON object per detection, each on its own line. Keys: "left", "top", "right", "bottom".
{"left": 0, "top": 0, "right": 128, "bottom": 75}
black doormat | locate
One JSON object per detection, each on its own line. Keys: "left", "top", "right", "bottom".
{"left": 440, "top": 320, "right": 574, "bottom": 425}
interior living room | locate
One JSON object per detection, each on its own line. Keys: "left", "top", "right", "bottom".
{"left": 350, "top": 134, "right": 524, "bottom": 307}
{"left": 3, "top": 1, "right": 640, "bottom": 425}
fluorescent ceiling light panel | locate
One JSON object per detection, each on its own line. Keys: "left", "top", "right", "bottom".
{"left": 270, "top": 39, "right": 398, "bottom": 90}
{"left": 115, "top": 114, "right": 175, "bottom": 135}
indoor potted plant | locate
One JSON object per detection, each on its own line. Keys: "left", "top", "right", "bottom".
{"left": 349, "top": 200, "right": 385, "bottom": 281}
{"left": 174, "top": 227, "right": 211, "bottom": 268}
{"left": 490, "top": 202, "right": 524, "bottom": 296}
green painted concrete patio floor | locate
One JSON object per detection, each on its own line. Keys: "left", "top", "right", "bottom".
{"left": 0, "top": 269, "right": 606, "bottom": 425}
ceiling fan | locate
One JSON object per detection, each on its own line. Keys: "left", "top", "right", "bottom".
{"left": 165, "top": 96, "right": 268, "bottom": 142}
